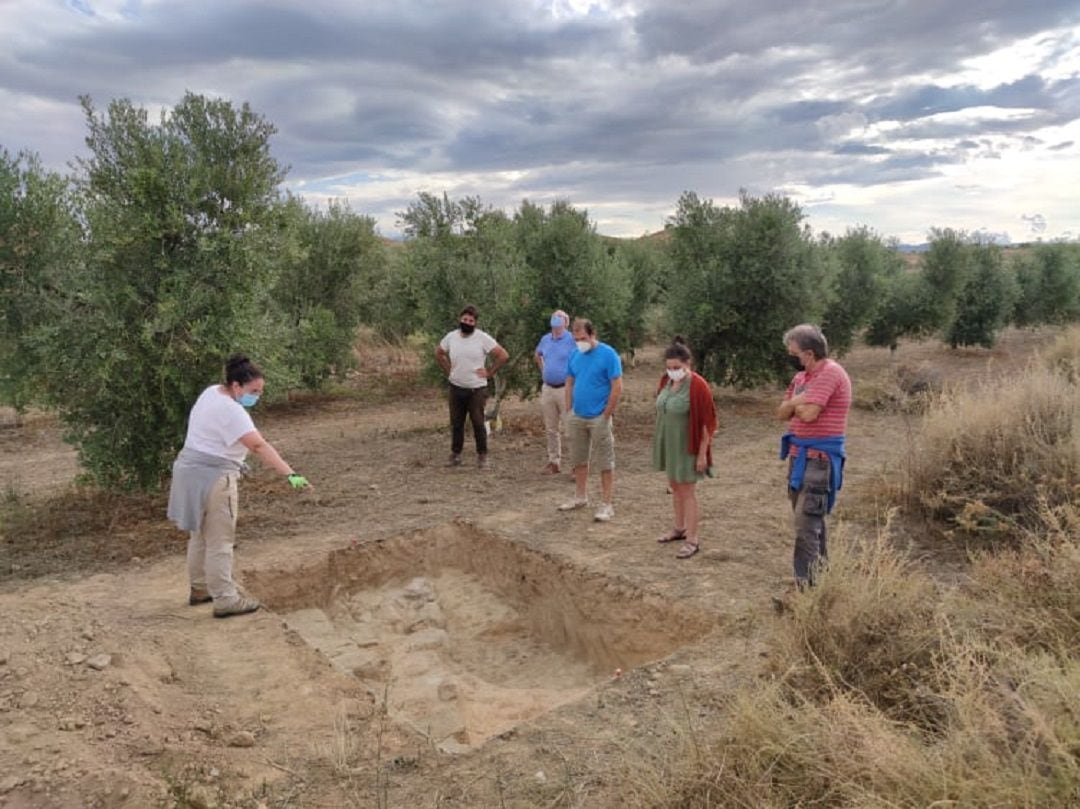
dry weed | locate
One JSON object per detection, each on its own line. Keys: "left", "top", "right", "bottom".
{"left": 1042, "top": 325, "right": 1080, "bottom": 382}
{"left": 907, "top": 364, "right": 1079, "bottom": 543}
{"left": 770, "top": 521, "right": 946, "bottom": 730}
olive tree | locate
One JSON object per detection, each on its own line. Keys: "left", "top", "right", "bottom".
{"left": 41, "top": 94, "right": 287, "bottom": 489}
{"left": 0, "top": 149, "right": 80, "bottom": 415}
{"left": 664, "top": 191, "right": 822, "bottom": 387}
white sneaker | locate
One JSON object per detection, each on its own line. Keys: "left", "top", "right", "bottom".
{"left": 558, "top": 496, "right": 588, "bottom": 511}
{"left": 593, "top": 502, "right": 615, "bottom": 522}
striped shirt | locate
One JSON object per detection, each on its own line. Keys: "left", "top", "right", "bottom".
{"left": 786, "top": 359, "right": 851, "bottom": 439}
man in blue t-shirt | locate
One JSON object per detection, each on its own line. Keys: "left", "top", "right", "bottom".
{"left": 534, "top": 309, "right": 574, "bottom": 475}
{"left": 558, "top": 318, "right": 623, "bottom": 522}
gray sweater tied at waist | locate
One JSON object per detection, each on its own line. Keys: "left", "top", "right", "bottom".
{"left": 167, "top": 448, "right": 244, "bottom": 532}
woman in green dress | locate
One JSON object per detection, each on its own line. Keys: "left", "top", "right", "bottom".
{"left": 653, "top": 338, "right": 717, "bottom": 559}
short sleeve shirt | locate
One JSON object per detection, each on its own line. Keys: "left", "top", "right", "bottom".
{"left": 534, "top": 331, "right": 576, "bottom": 386}
{"left": 567, "top": 342, "right": 622, "bottom": 418}
{"left": 440, "top": 328, "right": 499, "bottom": 389}
{"left": 786, "top": 359, "right": 851, "bottom": 438}
{"left": 183, "top": 385, "right": 257, "bottom": 463}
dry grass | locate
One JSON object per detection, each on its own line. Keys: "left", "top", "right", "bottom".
{"left": 1042, "top": 325, "right": 1080, "bottom": 382}
{"left": 623, "top": 362, "right": 1080, "bottom": 808}
{"left": 624, "top": 526, "right": 1080, "bottom": 808}
{"left": 906, "top": 364, "right": 1079, "bottom": 543}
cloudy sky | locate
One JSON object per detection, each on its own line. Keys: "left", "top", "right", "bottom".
{"left": 2, "top": 1, "right": 1079, "bottom": 242}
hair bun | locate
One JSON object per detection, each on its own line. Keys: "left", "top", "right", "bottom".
{"left": 672, "top": 335, "right": 687, "bottom": 346}
{"left": 226, "top": 353, "right": 250, "bottom": 371}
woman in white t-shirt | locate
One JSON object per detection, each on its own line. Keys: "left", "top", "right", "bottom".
{"left": 167, "top": 354, "right": 309, "bottom": 618}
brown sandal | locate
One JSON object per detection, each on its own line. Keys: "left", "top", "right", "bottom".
{"left": 675, "top": 542, "right": 700, "bottom": 559}
{"left": 657, "top": 528, "right": 686, "bottom": 544}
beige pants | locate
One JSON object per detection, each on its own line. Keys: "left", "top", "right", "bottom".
{"left": 540, "top": 383, "right": 567, "bottom": 465}
{"left": 187, "top": 473, "right": 239, "bottom": 602}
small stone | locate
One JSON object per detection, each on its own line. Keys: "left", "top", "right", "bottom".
{"left": 1, "top": 775, "right": 22, "bottom": 793}
{"left": 534, "top": 770, "right": 547, "bottom": 784}
{"left": 137, "top": 739, "right": 164, "bottom": 757}
{"left": 58, "top": 718, "right": 78, "bottom": 731}
{"left": 0, "top": 650, "right": 8, "bottom": 665}
{"left": 437, "top": 681, "right": 458, "bottom": 702}
{"left": 80, "top": 629, "right": 94, "bottom": 642}
{"left": 669, "top": 664, "right": 692, "bottom": 675}
{"left": 193, "top": 721, "right": 214, "bottom": 735}
{"left": 227, "top": 730, "right": 256, "bottom": 748}
{"left": 65, "top": 653, "right": 87, "bottom": 666}
{"left": 208, "top": 768, "right": 220, "bottom": 779}
{"left": 19, "top": 691, "right": 39, "bottom": 708}
{"left": 85, "top": 654, "right": 112, "bottom": 671}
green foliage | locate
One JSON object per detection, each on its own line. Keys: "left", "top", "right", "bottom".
{"left": 274, "top": 197, "right": 388, "bottom": 388}
{"left": 819, "top": 227, "right": 900, "bottom": 356}
{"left": 513, "top": 199, "right": 634, "bottom": 355}
{"left": 947, "top": 243, "right": 1018, "bottom": 348}
{"left": 0, "top": 149, "right": 80, "bottom": 412}
{"left": 1013, "top": 243, "right": 1080, "bottom": 327}
{"left": 921, "top": 227, "right": 971, "bottom": 332}
{"left": 664, "top": 190, "right": 821, "bottom": 387}
{"left": 397, "top": 195, "right": 637, "bottom": 397}
{"left": 40, "top": 94, "right": 287, "bottom": 490}
{"left": 864, "top": 269, "right": 933, "bottom": 351}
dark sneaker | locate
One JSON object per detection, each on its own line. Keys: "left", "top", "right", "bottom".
{"left": 447, "top": 453, "right": 463, "bottom": 467}
{"left": 477, "top": 454, "right": 490, "bottom": 470}
{"left": 213, "top": 596, "right": 261, "bottom": 619}
{"left": 189, "top": 587, "right": 213, "bottom": 606}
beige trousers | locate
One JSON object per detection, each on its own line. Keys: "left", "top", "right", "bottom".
{"left": 186, "top": 473, "right": 240, "bottom": 602}
{"left": 540, "top": 383, "right": 567, "bottom": 465}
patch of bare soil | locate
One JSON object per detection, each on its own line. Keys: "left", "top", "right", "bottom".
{"left": 0, "top": 327, "right": 1065, "bottom": 807}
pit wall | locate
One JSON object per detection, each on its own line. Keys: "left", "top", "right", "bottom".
{"left": 245, "top": 520, "right": 717, "bottom": 672}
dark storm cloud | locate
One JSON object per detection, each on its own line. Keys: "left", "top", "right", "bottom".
{"left": 1, "top": 0, "right": 1078, "bottom": 237}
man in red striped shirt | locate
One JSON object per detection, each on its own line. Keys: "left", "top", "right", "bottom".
{"left": 775, "top": 324, "right": 851, "bottom": 595}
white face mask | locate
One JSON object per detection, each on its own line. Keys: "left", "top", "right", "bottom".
{"left": 575, "top": 339, "right": 592, "bottom": 353}
{"left": 666, "top": 368, "right": 688, "bottom": 382}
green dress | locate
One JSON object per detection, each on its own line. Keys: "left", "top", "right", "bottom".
{"left": 652, "top": 381, "right": 702, "bottom": 483}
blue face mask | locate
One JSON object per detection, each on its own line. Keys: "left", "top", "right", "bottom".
{"left": 238, "top": 392, "right": 260, "bottom": 408}
{"left": 550, "top": 315, "right": 564, "bottom": 328}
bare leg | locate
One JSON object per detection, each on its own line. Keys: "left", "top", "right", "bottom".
{"left": 574, "top": 464, "right": 589, "bottom": 499}
{"left": 670, "top": 478, "right": 686, "bottom": 530}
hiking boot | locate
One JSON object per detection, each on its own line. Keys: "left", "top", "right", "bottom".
{"left": 477, "top": 454, "right": 490, "bottom": 470}
{"left": 189, "top": 587, "right": 213, "bottom": 606}
{"left": 557, "top": 496, "right": 588, "bottom": 511}
{"left": 447, "top": 453, "right": 463, "bottom": 467}
{"left": 593, "top": 502, "right": 615, "bottom": 522}
{"left": 213, "top": 596, "right": 261, "bottom": 619}
{"left": 541, "top": 462, "right": 560, "bottom": 475}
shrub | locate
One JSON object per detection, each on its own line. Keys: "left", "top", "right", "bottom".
{"left": 626, "top": 532, "right": 1080, "bottom": 808}
{"left": 768, "top": 526, "right": 946, "bottom": 730}
{"left": 906, "top": 365, "right": 1079, "bottom": 542}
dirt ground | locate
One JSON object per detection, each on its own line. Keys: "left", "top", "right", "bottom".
{"left": 0, "top": 327, "right": 1061, "bottom": 808}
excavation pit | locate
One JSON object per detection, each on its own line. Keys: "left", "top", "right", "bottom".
{"left": 246, "top": 522, "right": 713, "bottom": 752}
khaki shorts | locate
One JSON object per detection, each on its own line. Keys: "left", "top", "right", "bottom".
{"left": 566, "top": 412, "right": 615, "bottom": 470}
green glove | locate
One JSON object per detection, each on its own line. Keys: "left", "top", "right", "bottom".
{"left": 287, "top": 473, "right": 309, "bottom": 489}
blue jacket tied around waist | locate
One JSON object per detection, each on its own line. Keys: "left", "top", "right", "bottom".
{"left": 780, "top": 434, "right": 846, "bottom": 514}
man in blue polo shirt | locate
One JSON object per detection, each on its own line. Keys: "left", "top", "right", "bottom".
{"left": 558, "top": 318, "right": 623, "bottom": 522}
{"left": 534, "top": 309, "right": 574, "bottom": 475}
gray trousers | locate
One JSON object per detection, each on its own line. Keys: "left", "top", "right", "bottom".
{"left": 788, "top": 457, "right": 830, "bottom": 586}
